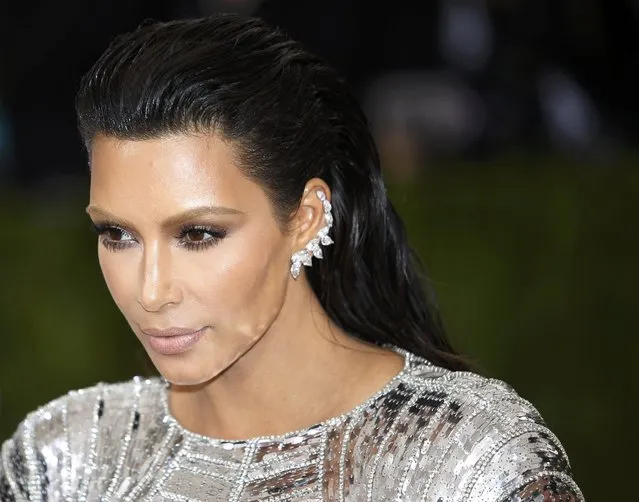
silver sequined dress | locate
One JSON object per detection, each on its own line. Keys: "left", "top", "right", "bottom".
{"left": 0, "top": 348, "right": 584, "bottom": 501}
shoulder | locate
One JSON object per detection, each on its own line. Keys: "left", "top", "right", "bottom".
{"left": 389, "top": 352, "right": 584, "bottom": 500}
{"left": 5, "top": 376, "right": 167, "bottom": 445}
{"left": 0, "top": 377, "right": 169, "bottom": 501}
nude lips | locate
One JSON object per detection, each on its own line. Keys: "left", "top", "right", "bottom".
{"left": 142, "top": 328, "right": 206, "bottom": 355}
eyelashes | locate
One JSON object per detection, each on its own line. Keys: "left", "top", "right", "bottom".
{"left": 90, "top": 222, "right": 132, "bottom": 251}
{"left": 90, "top": 221, "right": 227, "bottom": 252}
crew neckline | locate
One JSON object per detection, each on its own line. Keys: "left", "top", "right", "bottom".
{"left": 160, "top": 345, "right": 412, "bottom": 446}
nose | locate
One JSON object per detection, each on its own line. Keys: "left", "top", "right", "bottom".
{"left": 138, "top": 241, "right": 182, "bottom": 312}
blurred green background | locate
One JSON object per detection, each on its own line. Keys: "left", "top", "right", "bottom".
{"left": 1, "top": 159, "right": 635, "bottom": 500}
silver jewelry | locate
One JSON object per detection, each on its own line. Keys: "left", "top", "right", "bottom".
{"left": 290, "top": 190, "right": 334, "bottom": 280}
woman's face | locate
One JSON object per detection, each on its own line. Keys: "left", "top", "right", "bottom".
{"left": 87, "top": 133, "right": 294, "bottom": 385}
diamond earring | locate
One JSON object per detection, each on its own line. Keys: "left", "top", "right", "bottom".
{"left": 290, "top": 190, "right": 334, "bottom": 280}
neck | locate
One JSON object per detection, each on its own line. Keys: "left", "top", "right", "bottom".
{"left": 168, "top": 285, "right": 404, "bottom": 440}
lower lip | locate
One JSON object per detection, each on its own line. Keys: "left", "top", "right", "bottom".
{"left": 144, "top": 328, "right": 206, "bottom": 356}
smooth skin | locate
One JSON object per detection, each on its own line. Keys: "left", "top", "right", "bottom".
{"left": 86, "top": 133, "right": 404, "bottom": 440}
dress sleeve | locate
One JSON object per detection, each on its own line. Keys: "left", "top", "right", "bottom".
{"left": 0, "top": 456, "right": 16, "bottom": 501}
{"left": 0, "top": 434, "right": 31, "bottom": 502}
{"left": 0, "top": 401, "right": 74, "bottom": 502}
{"left": 499, "top": 472, "right": 583, "bottom": 501}
{"left": 467, "top": 427, "right": 585, "bottom": 501}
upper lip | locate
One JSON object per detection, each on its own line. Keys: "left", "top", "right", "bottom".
{"left": 141, "top": 327, "right": 204, "bottom": 337}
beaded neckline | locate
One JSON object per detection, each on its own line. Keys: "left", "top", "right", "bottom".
{"left": 159, "top": 346, "right": 413, "bottom": 446}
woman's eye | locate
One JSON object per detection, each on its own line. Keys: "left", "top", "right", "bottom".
{"left": 105, "top": 228, "right": 130, "bottom": 241}
{"left": 179, "top": 226, "right": 227, "bottom": 250}
{"left": 184, "top": 229, "right": 210, "bottom": 242}
{"left": 91, "top": 223, "right": 136, "bottom": 251}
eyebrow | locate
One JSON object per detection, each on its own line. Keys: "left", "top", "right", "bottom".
{"left": 85, "top": 205, "right": 243, "bottom": 229}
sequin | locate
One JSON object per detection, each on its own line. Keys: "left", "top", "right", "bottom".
{"left": 0, "top": 348, "right": 584, "bottom": 501}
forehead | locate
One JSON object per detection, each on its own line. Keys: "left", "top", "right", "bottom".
{"left": 89, "top": 133, "right": 262, "bottom": 213}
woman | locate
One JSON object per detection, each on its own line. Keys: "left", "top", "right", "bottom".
{"left": 0, "top": 14, "right": 583, "bottom": 501}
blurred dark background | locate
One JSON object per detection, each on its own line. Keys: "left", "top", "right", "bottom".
{"left": 0, "top": 1, "right": 636, "bottom": 499}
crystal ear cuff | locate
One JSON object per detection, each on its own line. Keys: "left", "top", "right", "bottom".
{"left": 290, "top": 190, "right": 334, "bottom": 280}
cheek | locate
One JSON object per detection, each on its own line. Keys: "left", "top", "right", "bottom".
{"left": 98, "top": 248, "right": 138, "bottom": 313}
{"left": 195, "top": 234, "right": 289, "bottom": 334}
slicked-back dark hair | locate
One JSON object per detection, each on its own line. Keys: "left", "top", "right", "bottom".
{"left": 76, "top": 14, "right": 470, "bottom": 371}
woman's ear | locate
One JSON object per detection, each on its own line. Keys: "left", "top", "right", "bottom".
{"left": 290, "top": 178, "right": 332, "bottom": 249}
{"left": 289, "top": 178, "right": 333, "bottom": 280}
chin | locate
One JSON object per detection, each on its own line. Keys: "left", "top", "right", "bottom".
{"left": 163, "top": 372, "right": 218, "bottom": 388}
{"left": 145, "top": 342, "right": 254, "bottom": 388}
{"left": 146, "top": 352, "right": 223, "bottom": 387}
